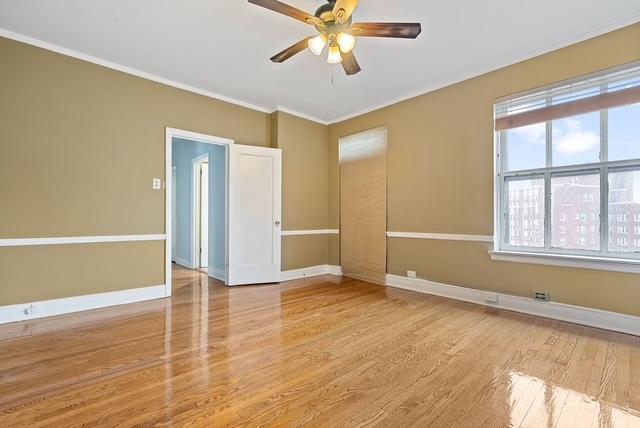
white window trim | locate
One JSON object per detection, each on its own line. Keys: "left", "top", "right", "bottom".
{"left": 489, "top": 250, "right": 640, "bottom": 274}
{"left": 493, "top": 76, "right": 640, "bottom": 272}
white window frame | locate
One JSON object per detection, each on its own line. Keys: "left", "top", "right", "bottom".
{"left": 491, "top": 67, "right": 640, "bottom": 274}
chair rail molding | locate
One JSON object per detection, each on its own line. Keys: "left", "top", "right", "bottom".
{"left": 386, "top": 232, "right": 493, "bottom": 242}
{"left": 0, "top": 234, "right": 166, "bottom": 247}
{"left": 281, "top": 229, "right": 340, "bottom": 236}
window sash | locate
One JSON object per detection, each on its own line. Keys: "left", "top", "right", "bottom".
{"left": 497, "top": 130, "right": 640, "bottom": 260}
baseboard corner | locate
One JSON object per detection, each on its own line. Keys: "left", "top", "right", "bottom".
{"left": 281, "top": 264, "right": 343, "bottom": 282}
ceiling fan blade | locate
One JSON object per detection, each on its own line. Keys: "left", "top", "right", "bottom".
{"left": 270, "top": 38, "right": 310, "bottom": 63}
{"left": 351, "top": 22, "right": 422, "bottom": 38}
{"left": 248, "top": 0, "right": 319, "bottom": 25}
{"left": 332, "top": 0, "right": 360, "bottom": 22}
{"left": 341, "top": 51, "right": 361, "bottom": 76}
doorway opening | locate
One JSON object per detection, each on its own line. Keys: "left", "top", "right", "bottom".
{"left": 165, "top": 127, "right": 283, "bottom": 296}
{"left": 169, "top": 131, "right": 229, "bottom": 292}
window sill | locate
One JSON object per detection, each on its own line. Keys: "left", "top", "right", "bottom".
{"left": 489, "top": 250, "right": 640, "bottom": 274}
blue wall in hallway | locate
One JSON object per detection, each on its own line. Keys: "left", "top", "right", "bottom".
{"left": 172, "top": 137, "right": 226, "bottom": 278}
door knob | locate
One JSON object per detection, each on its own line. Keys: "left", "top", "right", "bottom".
{"left": 275, "top": 221, "right": 281, "bottom": 226}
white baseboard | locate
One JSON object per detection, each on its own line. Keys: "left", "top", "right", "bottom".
{"left": 327, "top": 265, "right": 343, "bottom": 276}
{"left": 280, "top": 264, "right": 343, "bottom": 282}
{"left": 209, "top": 267, "right": 226, "bottom": 281}
{"left": 0, "top": 285, "right": 167, "bottom": 324}
{"left": 173, "top": 257, "right": 194, "bottom": 269}
{"left": 386, "top": 274, "right": 640, "bottom": 337}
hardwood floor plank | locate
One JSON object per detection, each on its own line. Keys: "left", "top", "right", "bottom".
{"left": 0, "top": 265, "right": 637, "bottom": 427}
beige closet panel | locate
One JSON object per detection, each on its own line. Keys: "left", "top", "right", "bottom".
{"left": 339, "top": 128, "right": 387, "bottom": 284}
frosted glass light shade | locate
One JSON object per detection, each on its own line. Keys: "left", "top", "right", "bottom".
{"left": 308, "top": 35, "right": 326, "bottom": 56}
{"left": 327, "top": 45, "right": 342, "bottom": 64}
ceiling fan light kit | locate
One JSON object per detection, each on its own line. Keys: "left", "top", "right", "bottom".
{"left": 308, "top": 34, "right": 327, "bottom": 56}
{"left": 248, "top": 0, "right": 421, "bottom": 75}
{"left": 327, "top": 44, "right": 343, "bottom": 64}
{"left": 336, "top": 32, "right": 355, "bottom": 53}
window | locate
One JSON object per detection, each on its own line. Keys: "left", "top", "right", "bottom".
{"left": 495, "top": 63, "right": 640, "bottom": 261}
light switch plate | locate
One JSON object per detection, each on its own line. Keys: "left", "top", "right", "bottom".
{"left": 152, "top": 178, "right": 162, "bottom": 190}
{"left": 407, "top": 270, "right": 417, "bottom": 278}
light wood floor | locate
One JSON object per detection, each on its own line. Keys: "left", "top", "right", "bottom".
{"left": 0, "top": 266, "right": 638, "bottom": 427}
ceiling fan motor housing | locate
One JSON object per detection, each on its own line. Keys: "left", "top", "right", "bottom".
{"left": 314, "top": 1, "right": 351, "bottom": 40}
{"left": 315, "top": 1, "right": 351, "bottom": 24}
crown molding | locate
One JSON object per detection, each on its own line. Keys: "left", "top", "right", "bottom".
{"left": 3, "top": 15, "right": 639, "bottom": 126}
{"left": 275, "top": 106, "right": 330, "bottom": 125}
{"left": 0, "top": 28, "right": 273, "bottom": 114}
{"left": 327, "top": 16, "right": 640, "bottom": 124}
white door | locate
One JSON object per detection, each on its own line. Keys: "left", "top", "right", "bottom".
{"left": 227, "top": 145, "right": 282, "bottom": 285}
{"left": 199, "top": 162, "right": 209, "bottom": 268}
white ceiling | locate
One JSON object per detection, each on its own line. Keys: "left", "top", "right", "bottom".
{"left": 0, "top": 0, "right": 639, "bottom": 123}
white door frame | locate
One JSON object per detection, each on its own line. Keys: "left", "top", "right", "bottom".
{"left": 165, "top": 127, "right": 234, "bottom": 296}
{"left": 171, "top": 164, "right": 177, "bottom": 262}
{"left": 192, "top": 153, "right": 209, "bottom": 269}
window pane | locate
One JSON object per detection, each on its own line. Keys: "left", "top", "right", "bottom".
{"left": 608, "top": 170, "right": 640, "bottom": 253}
{"left": 505, "top": 123, "right": 546, "bottom": 171}
{"left": 608, "top": 103, "right": 640, "bottom": 161}
{"left": 506, "top": 178, "right": 544, "bottom": 247}
{"left": 552, "top": 112, "right": 600, "bottom": 166}
{"left": 551, "top": 174, "right": 600, "bottom": 251}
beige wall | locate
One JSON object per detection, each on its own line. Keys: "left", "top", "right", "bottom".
{"left": 282, "top": 235, "right": 329, "bottom": 271}
{"left": 0, "top": 37, "right": 328, "bottom": 305}
{"left": 272, "top": 111, "right": 331, "bottom": 270}
{"left": 329, "top": 23, "right": 640, "bottom": 316}
{"left": 0, "top": 242, "right": 164, "bottom": 303}
{"left": 3, "top": 23, "right": 639, "bottom": 314}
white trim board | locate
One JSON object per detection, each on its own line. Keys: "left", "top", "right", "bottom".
{"left": 0, "top": 234, "right": 166, "bottom": 247}
{"left": 275, "top": 106, "right": 330, "bottom": 125}
{"left": 490, "top": 250, "right": 640, "bottom": 275}
{"left": 386, "top": 232, "right": 493, "bottom": 242}
{"left": 386, "top": 274, "right": 640, "bottom": 337}
{"left": 0, "top": 285, "right": 167, "bottom": 324}
{"left": 280, "top": 265, "right": 343, "bottom": 282}
{"left": 281, "top": 229, "right": 340, "bottom": 236}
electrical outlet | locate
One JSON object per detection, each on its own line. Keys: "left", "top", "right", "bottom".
{"left": 485, "top": 294, "right": 499, "bottom": 304}
{"left": 152, "top": 178, "right": 162, "bottom": 190}
{"left": 534, "top": 291, "right": 550, "bottom": 301}
{"left": 407, "top": 270, "right": 417, "bottom": 278}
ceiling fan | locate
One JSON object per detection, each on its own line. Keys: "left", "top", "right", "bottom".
{"left": 248, "top": 0, "right": 421, "bottom": 75}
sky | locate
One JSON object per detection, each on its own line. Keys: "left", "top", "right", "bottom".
{"left": 505, "top": 103, "right": 640, "bottom": 171}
